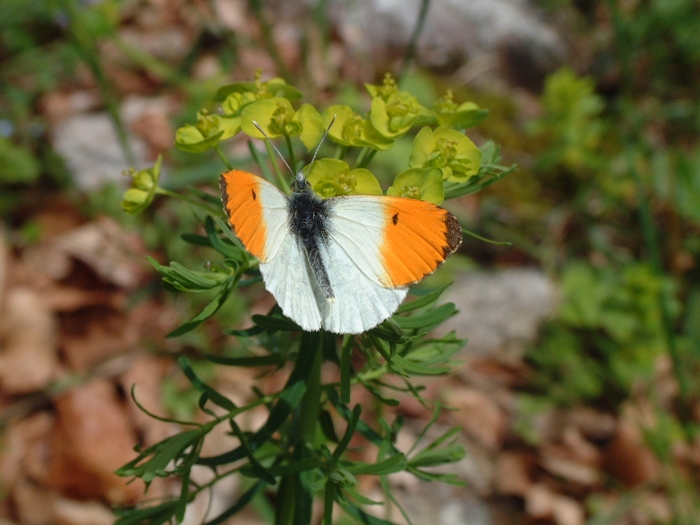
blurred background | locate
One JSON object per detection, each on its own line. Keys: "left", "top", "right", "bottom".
{"left": 1, "top": 0, "right": 700, "bottom": 524}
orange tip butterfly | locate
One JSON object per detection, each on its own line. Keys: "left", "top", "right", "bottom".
{"left": 220, "top": 123, "right": 462, "bottom": 334}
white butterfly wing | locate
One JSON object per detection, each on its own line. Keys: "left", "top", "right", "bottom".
{"left": 223, "top": 171, "right": 460, "bottom": 334}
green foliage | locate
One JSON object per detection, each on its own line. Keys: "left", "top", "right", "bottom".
{"left": 0, "top": 137, "right": 41, "bottom": 184}
{"left": 529, "top": 67, "right": 606, "bottom": 173}
{"left": 116, "top": 73, "right": 512, "bottom": 525}
{"left": 528, "top": 262, "right": 677, "bottom": 406}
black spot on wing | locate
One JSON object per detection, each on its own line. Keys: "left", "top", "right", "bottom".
{"left": 392, "top": 212, "right": 399, "bottom": 225}
{"left": 252, "top": 189, "right": 257, "bottom": 201}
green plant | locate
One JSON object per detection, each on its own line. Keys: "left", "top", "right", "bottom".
{"left": 115, "top": 73, "right": 513, "bottom": 525}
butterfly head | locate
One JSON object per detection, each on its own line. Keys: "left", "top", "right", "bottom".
{"left": 291, "top": 169, "right": 312, "bottom": 194}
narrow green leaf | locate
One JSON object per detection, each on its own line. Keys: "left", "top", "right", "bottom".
{"left": 116, "top": 430, "right": 202, "bottom": 482}
{"left": 114, "top": 500, "right": 179, "bottom": 525}
{"left": 332, "top": 404, "right": 362, "bottom": 461}
{"left": 407, "top": 468, "right": 466, "bottom": 485}
{"left": 178, "top": 356, "right": 237, "bottom": 411}
{"left": 394, "top": 303, "right": 456, "bottom": 330}
{"left": 390, "top": 354, "right": 450, "bottom": 376}
{"left": 360, "top": 381, "right": 400, "bottom": 406}
{"left": 213, "top": 216, "right": 246, "bottom": 251}
{"left": 223, "top": 325, "right": 266, "bottom": 337}
{"left": 197, "top": 380, "right": 307, "bottom": 466}
{"left": 319, "top": 409, "right": 339, "bottom": 442}
{"left": 205, "top": 215, "right": 246, "bottom": 260}
{"left": 443, "top": 164, "right": 516, "bottom": 199}
{"left": 397, "top": 283, "right": 450, "bottom": 313}
{"left": 343, "top": 453, "right": 407, "bottom": 475}
{"left": 166, "top": 279, "right": 234, "bottom": 337}
{"left": 242, "top": 456, "right": 321, "bottom": 478}
{"left": 180, "top": 233, "right": 212, "bottom": 247}
{"left": 252, "top": 313, "right": 302, "bottom": 332}
{"left": 340, "top": 335, "right": 354, "bottom": 404}
{"left": 228, "top": 419, "right": 276, "bottom": 485}
{"left": 204, "top": 354, "right": 284, "bottom": 367}
{"left": 337, "top": 497, "right": 396, "bottom": 525}
{"left": 327, "top": 390, "right": 396, "bottom": 452}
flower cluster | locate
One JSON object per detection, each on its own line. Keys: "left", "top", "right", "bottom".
{"left": 122, "top": 72, "right": 487, "bottom": 211}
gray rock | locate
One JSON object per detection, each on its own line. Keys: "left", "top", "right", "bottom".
{"left": 52, "top": 112, "right": 148, "bottom": 191}
{"left": 436, "top": 268, "right": 558, "bottom": 358}
{"left": 329, "top": 0, "right": 565, "bottom": 84}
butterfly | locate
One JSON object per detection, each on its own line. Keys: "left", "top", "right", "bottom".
{"left": 220, "top": 124, "right": 462, "bottom": 334}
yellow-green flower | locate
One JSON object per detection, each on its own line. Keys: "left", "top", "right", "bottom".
{"left": 215, "top": 71, "right": 302, "bottom": 106}
{"left": 241, "top": 99, "right": 323, "bottom": 151}
{"left": 409, "top": 126, "right": 481, "bottom": 182}
{"left": 386, "top": 167, "right": 444, "bottom": 204}
{"left": 365, "top": 72, "right": 400, "bottom": 101}
{"left": 121, "top": 155, "right": 162, "bottom": 214}
{"left": 323, "top": 106, "right": 393, "bottom": 151}
{"left": 306, "top": 159, "right": 382, "bottom": 197}
{"left": 370, "top": 92, "right": 435, "bottom": 139}
{"left": 433, "top": 89, "right": 488, "bottom": 129}
{"left": 175, "top": 110, "right": 240, "bottom": 153}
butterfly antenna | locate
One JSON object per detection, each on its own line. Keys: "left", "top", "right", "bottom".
{"left": 310, "top": 114, "right": 336, "bottom": 166}
{"left": 304, "top": 114, "right": 337, "bottom": 180}
{"left": 252, "top": 121, "right": 294, "bottom": 176}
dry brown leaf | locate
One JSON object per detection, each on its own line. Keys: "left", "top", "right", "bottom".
{"left": 495, "top": 451, "right": 532, "bottom": 496}
{"left": 540, "top": 452, "right": 599, "bottom": 486}
{"left": 44, "top": 286, "right": 122, "bottom": 312}
{"left": 0, "top": 287, "right": 59, "bottom": 393}
{"left": 53, "top": 216, "right": 147, "bottom": 289}
{"left": 561, "top": 425, "right": 602, "bottom": 467}
{"left": 604, "top": 419, "right": 658, "bottom": 488}
{"left": 60, "top": 306, "right": 138, "bottom": 372}
{"left": 526, "top": 483, "right": 585, "bottom": 525}
{"left": 130, "top": 110, "right": 174, "bottom": 155}
{"left": 12, "top": 479, "right": 57, "bottom": 525}
{"left": 0, "top": 413, "right": 53, "bottom": 492}
{"left": 443, "top": 386, "right": 506, "bottom": 451}
{"left": 52, "top": 497, "right": 115, "bottom": 525}
{"left": 567, "top": 407, "right": 617, "bottom": 442}
{"left": 45, "top": 380, "right": 143, "bottom": 504}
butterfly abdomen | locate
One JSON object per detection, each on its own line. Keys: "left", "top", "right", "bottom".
{"left": 288, "top": 191, "right": 334, "bottom": 300}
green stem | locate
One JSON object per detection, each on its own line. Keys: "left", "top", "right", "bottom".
{"left": 628, "top": 146, "right": 692, "bottom": 427}
{"left": 155, "top": 187, "right": 223, "bottom": 216}
{"left": 323, "top": 480, "right": 334, "bottom": 525}
{"left": 357, "top": 149, "right": 377, "bottom": 169}
{"left": 397, "top": 0, "right": 432, "bottom": 80}
{"left": 298, "top": 332, "right": 323, "bottom": 444}
{"left": 248, "top": 0, "right": 292, "bottom": 82}
{"left": 335, "top": 144, "right": 348, "bottom": 160}
{"left": 284, "top": 134, "right": 297, "bottom": 173}
{"left": 215, "top": 145, "right": 233, "bottom": 170}
{"left": 461, "top": 228, "right": 512, "bottom": 247}
{"left": 276, "top": 331, "right": 322, "bottom": 525}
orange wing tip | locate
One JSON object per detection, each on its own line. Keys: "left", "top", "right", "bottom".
{"left": 218, "top": 170, "right": 268, "bottom": 260}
